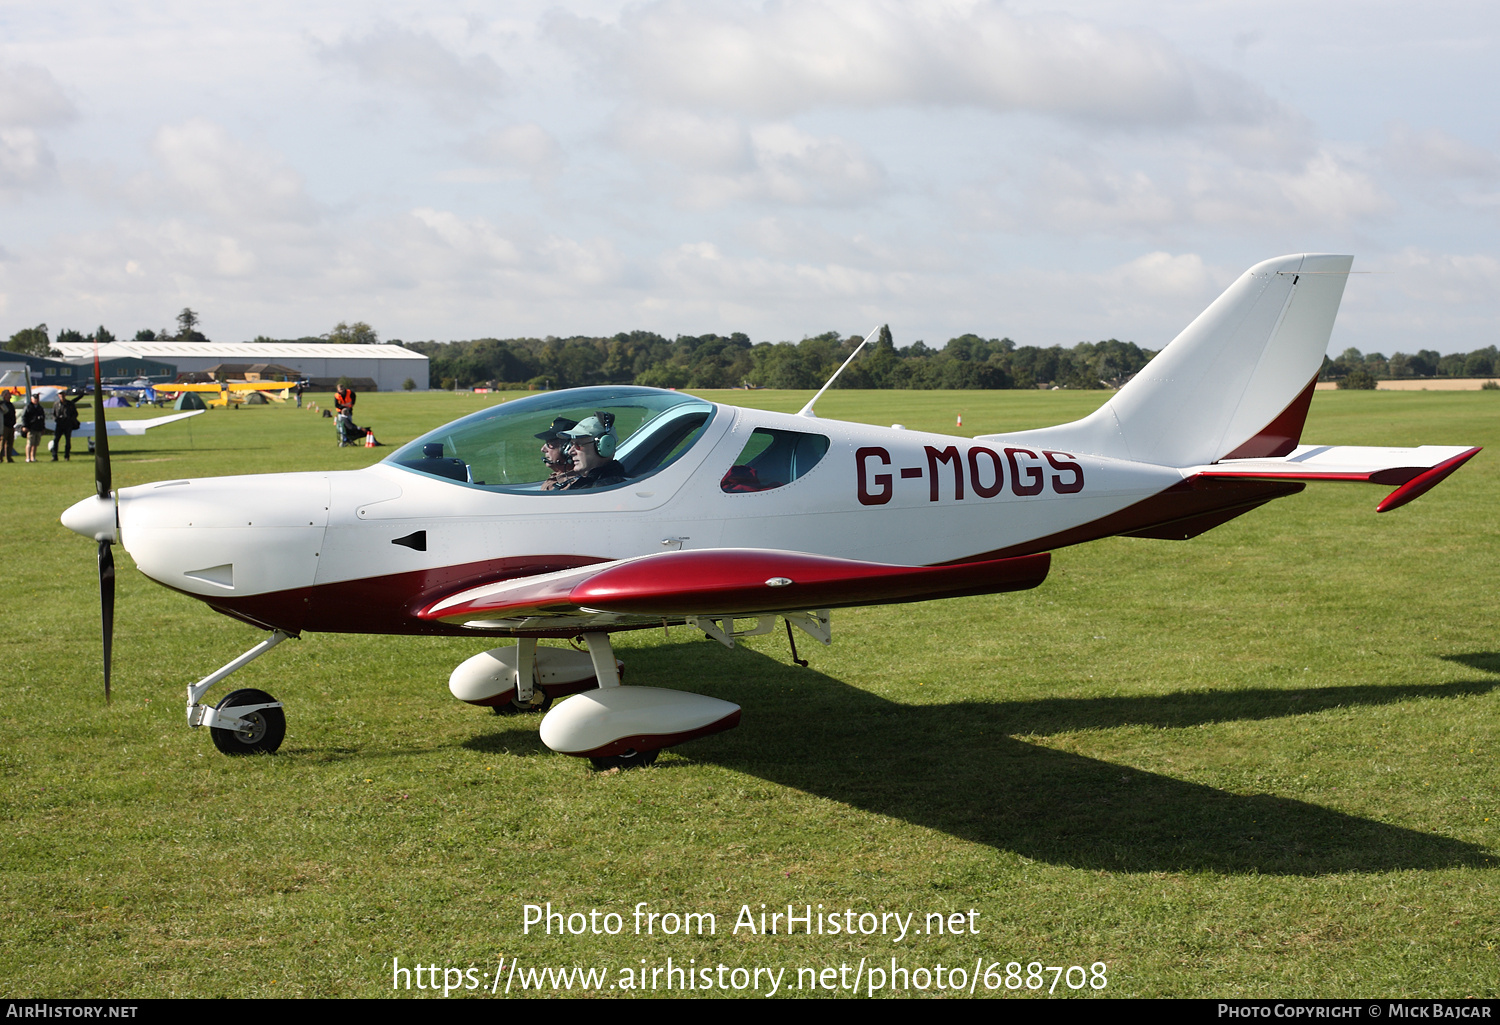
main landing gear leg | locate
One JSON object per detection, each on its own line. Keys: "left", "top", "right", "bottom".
{"left": 185, "top": 630, "right": 290, "bottom": 755}
{"left": 581, "top": 631, "right": 620, "bottom": 688}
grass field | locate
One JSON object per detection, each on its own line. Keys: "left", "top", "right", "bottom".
{"left": 1, "top": 388, "right": 1496, "bottom": 999}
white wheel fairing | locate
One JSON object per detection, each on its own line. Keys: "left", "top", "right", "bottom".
{"left": 449, "top": 644, "right": 603, "bottom": 705}
{"left": 539, "top": 687, "right": 741, "bottom": 757}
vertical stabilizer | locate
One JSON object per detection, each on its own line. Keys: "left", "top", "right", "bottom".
{"left": 990, "top": 254, "right": 1352, "bottom": 468}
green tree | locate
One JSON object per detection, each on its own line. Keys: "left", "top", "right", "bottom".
{"left": 94, "top": 325, "right": 116, "bottom": 344}
{"left": 1464, "top": 350, "right": 1495, "bottom": 378}
{"left": 175, "top": 308, "right": 206, "bottom": 340}
{"left": 326, "top": 321, "right": 379, "bottom": 345}
{"left": 134, "top": 329, "right": 157, "bottom": 341}
{"left": 402, "top": 378, "right": 415, "bottom": 391}
{"left": 4, "top": 323, "right": 56, "bottom": 357}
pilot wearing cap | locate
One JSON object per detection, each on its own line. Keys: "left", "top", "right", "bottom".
{"left": 535, "top": 416, "right": 579, "bottom": 490}
{"left": 553, "top": 412, "right": 627, "bottom": 490}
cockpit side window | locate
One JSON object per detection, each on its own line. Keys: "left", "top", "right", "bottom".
{"left": 720, "top": 428, "right": 830, "bottom": 493}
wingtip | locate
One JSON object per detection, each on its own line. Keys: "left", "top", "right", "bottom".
{"left": 1376, "top": 446, "right": 1481, "bottom": 513}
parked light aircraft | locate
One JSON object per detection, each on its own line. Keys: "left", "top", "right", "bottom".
{"left": 61, "top": 255, "right": 1480, "bottom": 768}
{"left": 0, "top": 369, "right": 203, "bottom": 441}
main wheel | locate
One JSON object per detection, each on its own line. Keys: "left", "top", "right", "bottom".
{"left": 209, "top": 688, "right": 286, "bottom": 755}
{"left": 589, "top": 748, "right": 660, "bottom": 771}
{"left": 489, "top": 686, "right": 553, "bottom": 715}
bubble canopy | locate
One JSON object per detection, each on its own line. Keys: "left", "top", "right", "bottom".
{"left": 385, "top": 386, "right": 718, "bottom": 492}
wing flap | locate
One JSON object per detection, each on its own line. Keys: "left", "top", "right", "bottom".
{"left": 418, "top": 548, "right": 1051, "bottom": 625}
{"left": 1194, "top": 444, "right": 1480, "bottom": 511}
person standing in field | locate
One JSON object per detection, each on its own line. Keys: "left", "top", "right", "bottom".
{"left": 51, "top": 392, "right": 78, "bottom": 461}
{"left": 21, "top": 394, "right": 46, "bottom": 462}
{"left": 0, "top": 393, "right": 15, "bottom": 463}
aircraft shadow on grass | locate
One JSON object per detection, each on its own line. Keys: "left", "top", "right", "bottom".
{"left": 473, "top": 642, "right": 1497, "bottom": 877}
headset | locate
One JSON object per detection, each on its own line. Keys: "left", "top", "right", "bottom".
{"left": 567, "top": 411, "right": 617, "bottom": 460}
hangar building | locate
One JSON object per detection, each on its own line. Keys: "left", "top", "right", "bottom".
{"left": 53, "top": 341, "right": 429, "bottom": 392}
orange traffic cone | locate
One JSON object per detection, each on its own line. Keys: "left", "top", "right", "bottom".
{"left": 364, "top": 429, "right": 376, "bottom": 447}
{"left": 956, "top": 414, "right": 963, "bottom": 428}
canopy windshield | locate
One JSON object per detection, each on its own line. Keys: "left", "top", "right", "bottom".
{"left": 385, "top": 387, "right": 717, "bottom": 493}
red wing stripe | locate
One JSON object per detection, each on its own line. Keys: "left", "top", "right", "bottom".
{"left": 570, "top": 549, "right": 1051, "bottom": 616}
{"left": 420, "top": 549, "right": 1051, "bottom": 622}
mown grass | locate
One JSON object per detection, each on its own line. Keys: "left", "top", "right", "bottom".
{"left": 1, "top": 388, "right": 1496, "bottom": 998}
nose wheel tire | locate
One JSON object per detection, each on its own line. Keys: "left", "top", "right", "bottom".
{"left": 209, "top": 688, "right": 286, "bottom": 755}
{"left": 589, "top": 748, "right": 660, "bottom": 771}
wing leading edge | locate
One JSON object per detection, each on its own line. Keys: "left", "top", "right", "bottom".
{"left": 418, "top": 548, "right": 1052, "bottom": 627}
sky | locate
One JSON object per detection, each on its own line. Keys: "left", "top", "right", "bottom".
{"left": 2, "top": 1, "right": 1497, "bottom": 355}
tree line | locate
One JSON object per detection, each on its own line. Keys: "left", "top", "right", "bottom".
{"left": 405, "top": 329, "right": 1158, "bottom": 391}
{"left": 1323, "top": 346, "right": 1500, "bottom": 388}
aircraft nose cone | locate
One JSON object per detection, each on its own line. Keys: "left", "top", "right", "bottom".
{"left": 62, "top": 494, "right": 117, "bottom": 542}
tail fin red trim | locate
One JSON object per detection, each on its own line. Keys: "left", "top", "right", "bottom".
{"left": 1222, "top": 374, "right": 1319, "bottom": 460}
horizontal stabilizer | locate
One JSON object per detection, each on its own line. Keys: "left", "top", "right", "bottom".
{"left": 420, "top": 548, "right": 1052, "bottom": 625}
{"left": 1193, "top": 445, "right": 1480, "bottom": 512}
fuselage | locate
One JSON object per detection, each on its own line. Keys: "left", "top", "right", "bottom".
{"left": 99, "top": 386, "right": 1191, "bottom": 637}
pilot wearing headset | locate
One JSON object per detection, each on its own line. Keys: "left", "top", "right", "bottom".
{"left": 534, "top": 416, "right": 579, "bottom": 490}
{"left": 553, "top": 412, "right": 627, "bottom": 490}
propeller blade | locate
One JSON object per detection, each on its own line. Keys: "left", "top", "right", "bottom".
{"left": 93, "top": 347, "right": 111, "bottom": 499}
{"left": 92, "top": 341, "right": 114, "bottom": 703}
{"left": 99, "top": 539, "right": 114, "bottom": 704}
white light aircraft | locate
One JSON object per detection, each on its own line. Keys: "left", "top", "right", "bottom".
{"left": 0, "top": 369, "right": 202, "bottom": 440}
{"left": 61, "top": 255, "right": 1480, "bottom": 768}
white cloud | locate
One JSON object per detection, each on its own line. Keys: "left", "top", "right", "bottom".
{"left": 554, "top": 0, "right": 1289, "bottom": 129}
{"left": 408, "top": 207, "right": 523, "bottom": 266}
{"left": 657, "top": 240, "right": 912, "bottom": 301}
{"left": 614, "top": 108, "right": 753, "bottom": 173}
{"left": 1027, "top": 158, "right": 1179, "bottom": 232}
{"left": 749, "top": 124, "right": 885, "bottom": 204}
{"left": 1187, "top": 149, "right": 1393, "bottom": 228}
{"left": 0, "top": 63, "right": 74, "bottom": 197}
{"left": 1383, "top": 121, "right": 1500, "bottom": 181}
{"left": 963, "top": 143, "right": 1388, "bottom": 238}
{"left": 614, "top": 110, "right": 886, "bottom": 208}
{"left": 150, "top": 119, "right": 318, "bottom": 224}
{"left": 1387, "top": 248, "right": 1500, "bottom": 305}
{"left": 0, "top": 62, "right": 76, "bottom": 128}
{"left": 317, "top": 22, "right": 503, "bottom": 118}
{"left": 1097, "top": 251, "right": 1214, "bottom": 299}
{"left": 461, "top": 123, "right": 565, "bottom": 181}
{"left": 0, "top": 129, "right": 58, "bottom": 193}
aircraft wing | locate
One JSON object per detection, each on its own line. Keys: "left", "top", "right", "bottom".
{"left": 1193, "top": 444, "right": 1480, "bottom": 512}
{"left": 70, "top": 410, "right": 205, "bottom": 438}
{"left": 418, "top": 548, "right": 1051, "bottom": 627}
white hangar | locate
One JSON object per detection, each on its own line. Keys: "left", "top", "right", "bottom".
{"left": 54, "top": 341, "right": 430, "bottom": 392}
